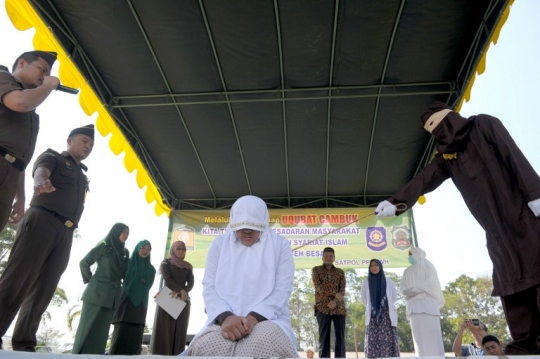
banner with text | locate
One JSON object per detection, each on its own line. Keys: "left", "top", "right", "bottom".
{"left": 167, "top": 208, "right": 413, "bottom": 269}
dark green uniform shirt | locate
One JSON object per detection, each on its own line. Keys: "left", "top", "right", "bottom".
{"left": 80, "top": 242, "right": 129, "bottom": 309}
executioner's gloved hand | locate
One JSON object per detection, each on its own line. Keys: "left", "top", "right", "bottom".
{"left": 375, "top": 200, "right": 397, "bottom": 218}
{"left": 528, "top": 198, "right": 540, "bottom": 217}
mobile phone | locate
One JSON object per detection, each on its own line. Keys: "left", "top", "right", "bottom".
{"left": 471, "top": 319, "right": 479, "bottom": 326}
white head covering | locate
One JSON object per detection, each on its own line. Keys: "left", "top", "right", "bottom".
{"left": 211, "top": 195, "right": 287, "bottom": 318}
{"left": 401, "top": 247, "right": 445, "bottom": 307}
{"left": 209, "top": 196, "right": 294, "bottom": 328}
{"left": 191, "top": 195, "right": 297, "bottom": 351}
{"left": 229, "top": 196, "right": 268, "bottom": 232}
{"left": 306, "top": 346, "right": 315, "bottom": 353}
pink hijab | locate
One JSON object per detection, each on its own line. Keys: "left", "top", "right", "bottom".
{"left": 168, "top": 240, "right": 193, "bottom": 270}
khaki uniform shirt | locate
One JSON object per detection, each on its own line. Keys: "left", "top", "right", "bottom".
{"left": 29, "top": 149, "right": 88, "bottom": 226}
{"left": 0, "top": 65, "right": 39, "bottom": 168}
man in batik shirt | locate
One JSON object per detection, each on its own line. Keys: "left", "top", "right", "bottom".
{"left": 312, "top": 247, "right": 346, "bottom": 358}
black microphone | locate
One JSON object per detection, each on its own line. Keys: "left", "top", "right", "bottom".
{"left": 56, "top": 84, "right": 79, "bottom": 95}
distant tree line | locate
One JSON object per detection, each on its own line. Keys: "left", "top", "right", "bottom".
{"left": 291, "top": 269, "right": 510, "bottom": 354}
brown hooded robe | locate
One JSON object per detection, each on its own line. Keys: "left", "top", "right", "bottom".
{"left": 387, "top": 102, "right": 540, "bottom": 354}
{"left": 391, "top": 103, "right": 540, "bottom": 296}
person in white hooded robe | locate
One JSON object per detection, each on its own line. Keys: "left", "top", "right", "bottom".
{"left": 184, "top": 195, "right": 298, "bottom": 357}
{"left": 400, "top": 247, "right": 445, "bottom": 356}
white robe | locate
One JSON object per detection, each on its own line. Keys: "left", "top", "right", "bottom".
{"left": 201, "top": 230, "right": 296, "bottom": 347}
{"left": 401, "top": 248, "right": 445, "bottom": 357}
{"left": 189, "top": 195, "right": 297, "bottom": 350}
{"left": 406, "top": 293, "right": 445, "bottom": 356}
{"left": 409, "top": 308, "right": 445, "bottom": 356}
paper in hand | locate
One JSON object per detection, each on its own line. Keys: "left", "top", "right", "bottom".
{"left": 154, "top": 286, "right": 186, "bottom": 319}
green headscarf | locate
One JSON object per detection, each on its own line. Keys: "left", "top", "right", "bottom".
{"left": 124, "top": 239, "right": 156, "bottom": 308}
{"left": 100, "top": 222, "right": 129, "bottom": 280}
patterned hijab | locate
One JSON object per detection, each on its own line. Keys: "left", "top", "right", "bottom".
{"left": 368, "top": 259, "right": 387, "bottom": 322}
{"left": 101, "top": 223, "right": 129, "bottom": 279}
{"left": 124, "top": 240, "right": 156, "bottom": 308}
{"left": 168, "top": 240, "right": 193, "bottom": 270}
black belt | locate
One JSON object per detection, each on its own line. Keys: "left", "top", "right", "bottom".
{"left": 33, "top": 206, "right": 76, "bottom": 229}
{"left": 0, "top": 147, "right": 25, "bottom": 171}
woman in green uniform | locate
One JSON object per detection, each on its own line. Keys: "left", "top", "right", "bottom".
{"left": 72, "top": 223, "right": 130, "bottom": 354}
{"left": 109, "top": 239, "right": 156, "bottom": 354}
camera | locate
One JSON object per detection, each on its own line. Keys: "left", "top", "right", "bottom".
{"left": 471, "top": 319, "right": 479, "bottom": 326}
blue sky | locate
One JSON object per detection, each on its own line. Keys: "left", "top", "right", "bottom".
{"left": 1, "top": 0, "right": 539, "bottom": 342}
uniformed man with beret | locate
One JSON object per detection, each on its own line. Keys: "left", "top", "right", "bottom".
{"left": 0, "top": 50, "right": 60, "bottom": 232}
{"left": 0, "top": 124, "right": 94, "bottom": 351}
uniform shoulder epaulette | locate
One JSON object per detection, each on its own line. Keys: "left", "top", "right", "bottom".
{"left": 94, "top": 241, "right": 112, "bottom": 255}
{"left": 0, "top": 66, "right": 14, "bottom": 78}
{"left": 43, "top": 148, "right": 61, "bottom": 156}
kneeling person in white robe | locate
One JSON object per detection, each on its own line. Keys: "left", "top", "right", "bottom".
{"left": 184, "top": 195, "right": 299, "bottom": 357}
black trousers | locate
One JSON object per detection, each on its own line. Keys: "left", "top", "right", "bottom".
{"left": 0, "top": 159, "right": 19, "bottom": 232}
{"left": 316, "top": 311, "right": 346, "bottom": 358}
{"left": 501, "top": 285, "right": 540, "bottom": 355}
{"left": 109, "top": 322, "right": 144, "bottom": 355}
{"left": 0, "top": 208, "right": 73, "bottom": 351}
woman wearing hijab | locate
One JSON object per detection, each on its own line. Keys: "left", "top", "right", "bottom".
{"left": 184, "top": 195, "right": 298, "bottom": 357}
{"left": 72, "top": 223, "right": 130, "bottom": 354}
{"left": 400, "top": 247, "right": 445, "bottom": 356}
{"left": 152, "top": 240, "right": 194, "bottom": 355}
{"left": 109, "top": 239, "right": 156, "bottom": 355}
{"left": 361, "top": 259, "right": 399, "bottom": 358}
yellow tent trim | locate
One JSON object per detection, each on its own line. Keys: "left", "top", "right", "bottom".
{"left": 456, "top": 0, "right": 515, "bottom": 111}
{"left": 5, "top": 0, "right": 170, "bottom": 217}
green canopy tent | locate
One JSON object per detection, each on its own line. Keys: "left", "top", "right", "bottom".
{"left": 6, "top": 0, "right": 512, "bottom": 212}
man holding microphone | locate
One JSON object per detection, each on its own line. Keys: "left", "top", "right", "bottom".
{"left": 0, "top": 50, "right": 59, "bottom": 232}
